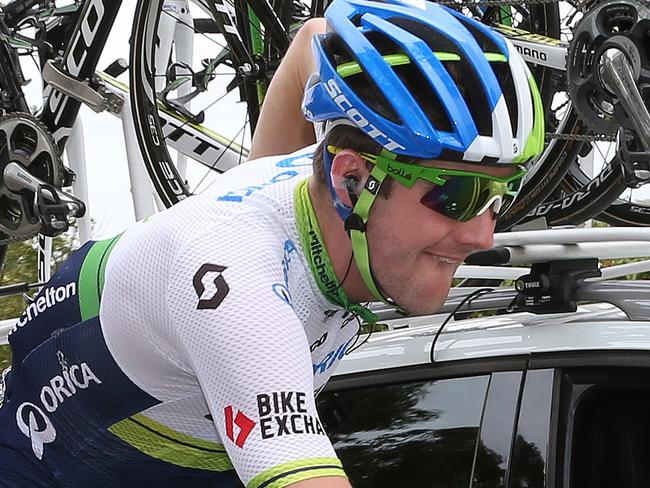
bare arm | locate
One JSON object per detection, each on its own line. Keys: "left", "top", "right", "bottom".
{"left": 249, "top": 18, "right": 327, "bottom": 160}
{"left": 288, "top": 476, "right": 353, "bottom": 488}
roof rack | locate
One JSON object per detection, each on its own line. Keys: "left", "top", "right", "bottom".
{"left": 375, "top": 227, "right": 650, "bottom": 323}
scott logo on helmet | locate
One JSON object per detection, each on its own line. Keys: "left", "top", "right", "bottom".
{"left": 324, "top": 80, "right": 406, "bottom": 153}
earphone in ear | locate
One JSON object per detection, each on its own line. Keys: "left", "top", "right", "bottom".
{"left": 344, "top": 176, "right": 360, "bottom": 207}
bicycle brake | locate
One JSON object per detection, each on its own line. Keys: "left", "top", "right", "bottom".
{"left": 159, "top": 61, "right": 211, "bottom": 124}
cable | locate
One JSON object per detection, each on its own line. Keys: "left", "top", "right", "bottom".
{"left": 345, "top": 314, "right": 369, "bottom": 355}
{"left": 429, "top": 287, "right": 494, "bottom": 364}
{"left": 332, "top": 252, "right": 355, "bottom": 295}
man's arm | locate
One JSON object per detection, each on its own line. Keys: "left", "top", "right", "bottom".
{"left": 248, "top": 18, "right": 327, "bottom": 160}
{"left": 289, "top": 476, "right": 353, "bottom": 487}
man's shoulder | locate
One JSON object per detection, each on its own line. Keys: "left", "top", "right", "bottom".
{"left": 104, "top": 146, "right": 317, "bottom": 285}
{"left": 211, "top": 145, "right": 317, "bottom": 205}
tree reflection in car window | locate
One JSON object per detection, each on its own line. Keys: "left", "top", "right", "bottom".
{"left": 318, "top": 375, "right": 491, "bottom": 487}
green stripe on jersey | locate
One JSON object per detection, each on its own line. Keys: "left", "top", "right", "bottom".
{"left": 248, "top": 457, "right": 346, "bottom": 488}
{"left": 108, "top": 413, "right": 233, "bottom": 472}
{"left": 78, "top": 235, "right": 122, "bottom": 321}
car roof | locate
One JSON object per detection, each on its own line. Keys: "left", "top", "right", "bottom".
{"left": 334, "top": 303, "right": 650, "bottom": 376}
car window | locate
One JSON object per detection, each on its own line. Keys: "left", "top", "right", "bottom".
{"left": 318, "top": 375, "right": 490, "bottom": 487}
{"left": 562, "top": 366, "right": 650, "bottom": 488}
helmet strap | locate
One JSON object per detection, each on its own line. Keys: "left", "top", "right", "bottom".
{"left": 346, "top": 163, "right": 409, "bottom": 315}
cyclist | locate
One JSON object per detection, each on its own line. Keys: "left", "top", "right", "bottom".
{"left": 0, "top": 0, "right": 543, "bottom": 486}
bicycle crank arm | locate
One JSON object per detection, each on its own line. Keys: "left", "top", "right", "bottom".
{"left": 4, "top": 162, "right": 86, "bottom": 235}
{"left": 42, "top": 59, "right": 123, "bottom": 114}
{"left": 599, "top": 48, "right": 650, "bottom": 149}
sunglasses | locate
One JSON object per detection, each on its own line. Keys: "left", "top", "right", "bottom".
{"left": 328, "top": 146, "right": 526, "bottom": 222}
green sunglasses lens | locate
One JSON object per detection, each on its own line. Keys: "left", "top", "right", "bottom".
{"left": 420, "top": 175, "right": 518, "bottom": 221}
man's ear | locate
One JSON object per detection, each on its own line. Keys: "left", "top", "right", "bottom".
{"left": 330, "top": 149, "right": 369, "bottom": 208}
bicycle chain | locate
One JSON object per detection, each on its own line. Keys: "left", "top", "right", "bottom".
{"left": 545, "top": 132, "right": 616, "bottom": 142}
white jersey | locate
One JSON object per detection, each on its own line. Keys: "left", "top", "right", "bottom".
{"left": 99, "top": 145, "right": 356, "bottom": 486}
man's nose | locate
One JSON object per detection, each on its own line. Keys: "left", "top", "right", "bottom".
{"left": 452, "top": 210, "right": 495, "bottom": 251}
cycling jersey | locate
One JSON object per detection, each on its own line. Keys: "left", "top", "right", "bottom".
{"left": 0, "top": 146, "right": 357, "bottom": 487}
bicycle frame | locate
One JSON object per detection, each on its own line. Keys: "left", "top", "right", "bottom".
{"left": 495, "top": 23, "right": 567, "bottom": 71}
{"left": 37, "top": 0, "right": 123, "bottom": 148}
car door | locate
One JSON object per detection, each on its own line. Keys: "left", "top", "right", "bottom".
{"left": 317, "top": 359, "right": 549, "bottom": 488}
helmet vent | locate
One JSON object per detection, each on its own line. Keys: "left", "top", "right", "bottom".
{"left": 453, "top": 16, "right": 502, "bottom": 54}
{"left": 363, "top": 26, "right": 454, "bottom": 134}
{"left": 388, "top": 17, "right": 493, "bottom": 137}
{"left": 449, "top": 15, "right": 519, "bottom": 136}
{"left": 324, "top": 32, "right": 402, "bottom": 124}
{"left": 491, "top": 60, "right": 519, "bottom": 138}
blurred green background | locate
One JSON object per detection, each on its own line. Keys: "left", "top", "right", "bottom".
{"left": 1, "top": 235, "right": 73, "bottom": 370}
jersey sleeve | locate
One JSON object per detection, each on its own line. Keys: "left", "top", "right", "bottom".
{"left": 166, "top": 213, "right": 347, "bottom": 487}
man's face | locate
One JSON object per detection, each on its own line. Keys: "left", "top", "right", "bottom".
{"left": 365, "top": 160, "right": 516, "bottom": 315}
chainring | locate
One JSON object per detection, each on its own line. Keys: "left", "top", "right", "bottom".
{"left": 567, "top": 0, "right": 650, "bottom": 134}
{"left": 0, "top": 113, "right": 64, "bottom": 244}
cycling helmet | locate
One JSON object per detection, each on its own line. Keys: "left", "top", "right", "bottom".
{"left": 300, "top": 0, "right": 546, "bottom": 316}
{"left": 302, "top": 0, "right": 544, "bottom": 164}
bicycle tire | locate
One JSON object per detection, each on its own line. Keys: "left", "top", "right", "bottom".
{"left": 597, "top": 202, "right": 650, "bottom": 226}
{"left": 130, "top": 0, "right": 294, "bottom": 208}
{"left": 485, "top": 3, "right": 589, "bottom": 231}
{"left": 560, "top": 152, "right": 650, "bottom": 226}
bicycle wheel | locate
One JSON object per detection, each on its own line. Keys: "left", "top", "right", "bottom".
{"left": 477, "top": 1, "right": 590, "bottom": 231}
{"left": 558, "top": 137, "right": 650, "bottom": 226}
{"left": 130, "top": 0, "right": 296, "bottom": 208}
{"left": 508, "top": 0, "right": 650, "bottom": 228}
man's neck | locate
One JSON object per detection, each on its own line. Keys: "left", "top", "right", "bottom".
{"left": 307, "top": 177, "right": 373, "bottom": 304}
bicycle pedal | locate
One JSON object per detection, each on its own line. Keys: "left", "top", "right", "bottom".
{"left": 43, "top": 59, "right": 123, "bottom": 114}
{"left": 23, "top": 181, "right": 87, "bottom": 237}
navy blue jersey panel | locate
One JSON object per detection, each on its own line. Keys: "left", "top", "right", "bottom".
{"left": 7, "top": 240, "right": 94, "bottom": 373}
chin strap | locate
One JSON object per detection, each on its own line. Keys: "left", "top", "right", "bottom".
{"left": 294, "top": 178, "right": 379, "bottom": 324}
{"left": 323, "top": 145, "right": 410, "bottom": 315}
{"left": 345, "top": 161, "right": 409, "bottom": 316}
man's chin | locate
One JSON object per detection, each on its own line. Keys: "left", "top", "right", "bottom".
{"left": 405, "top": 300, "right": 446, "bottom": 316}
{"left": 395, "top": 289, "right": 450, "bottom": 316}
